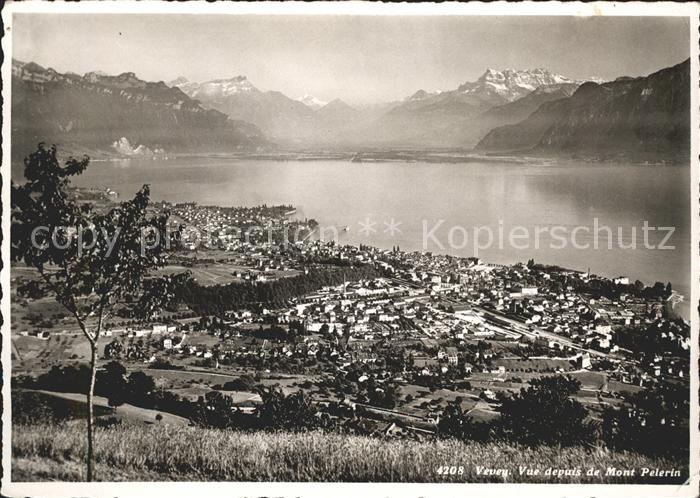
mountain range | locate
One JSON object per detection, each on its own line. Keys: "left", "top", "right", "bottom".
{"left": 171, "top": 68, "right": 588, "bottom": 147}
{"left": 475, "top": 59, "right": 690, "bottom": 161}
{"left": 169, "top": 76, "right": 377, "bottom": 145}
{"left": 11, "top": 58, "right": 690, "bottom": 162}
{"left": 360, "top": 69, "right": 584, "bottom": 147}
{"left": 170, "top": 76, "right": 317, "bottom": 143}
{"left": 11, "top": 60, "right": 267, "bottom": 159}
{"left": 297, "top": 94, "right": 328, "bottom": 110}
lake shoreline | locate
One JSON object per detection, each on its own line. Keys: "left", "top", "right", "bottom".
{"left": 80, "top": 148, "right": 689, "bottom": 168}
{"left": 58, "top": 156, "right": 691, "bottom": 322}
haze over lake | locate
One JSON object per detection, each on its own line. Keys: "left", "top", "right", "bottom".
{"left": 70, "top": 157, "right": 691, "bottom": 317}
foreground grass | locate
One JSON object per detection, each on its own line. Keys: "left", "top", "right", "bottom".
{"left": 12, "top": 422, "right": 687, "bottom": 483}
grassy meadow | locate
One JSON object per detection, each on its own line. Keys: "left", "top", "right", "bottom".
{"left": 12, "top": 421, "right": 687, "bottom": 483}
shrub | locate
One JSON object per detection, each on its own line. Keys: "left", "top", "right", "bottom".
{"left": 95, "top": 416, "right": 122, "bottom": 428}
{"left": 256, "top": 388, "right": 320, "bottom": 432}
{"left": 190, "top": 391, "right": 245, "bottom": 429}
{"left": 497, "top": 375, "right": 595, "bottom": 447}
{"left": 437, "top": 401, "right": 492, "bottom": 443}
{"left": 35, "top": 364, "right": 91, "bottom": 393}
{"left": 149, "top": 358, "right": 182, "bottom": 370}
{"left": 220, "top": 374, "right": 257, "bottom": 392}
{"left": 11, "top": 390, "right": 111, "bottom": 425}
{"left": 602, "top": 382, "right": 689, "bottom": 458}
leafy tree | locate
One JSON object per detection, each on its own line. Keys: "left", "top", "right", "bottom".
{"left": 288, "top": 320, "right": 304, "bottom": 339}
{"left": 498, "top": 375, "right": 594, "bottom": 446}
{"left": 126, "top": 371, "right": 156, "bottom": 406}
{"left": 95, "top": 361, "right": 127, "bottom": 407}
{"left": 151, "top": 388, "right": 195, "bottom": 420}
{"left": 11, "top": 144, "right": 183, "bottom": 480}
{"left": 36, "top": 364, "right": 91, "bottom": 393}
{"left": 12, "top": 390, "right": 111, "bottom": 425}
{"left": 437, "top": 400, "right": 491, "bottom": 442}
{"left": 256, "top": 387, "right": 319, "bottom": 431}
{"left": 103, "top": 339, "right": 124, "bottom": 359}
{"left": 220, "top": 375, "right": 257, "bottom": 392}
{"left": 191, "top": 391, "right": 239, "bottom": 429}
{"left": 602, "top": 382, "right": 688, "bottom": 458}
{"left": 16, "top": 279, "right": 48, "bottom": 299}
{"left": 178, "top": 266, "right": 380, "bottom": 316}
{"left": 367, "top": 382, "right": 401, "bottom": 409}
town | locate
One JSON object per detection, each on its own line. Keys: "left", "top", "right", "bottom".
{"left": 11, "top": 200, "right": 690, "bottom": 439}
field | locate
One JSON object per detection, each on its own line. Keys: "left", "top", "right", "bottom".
{"left": 11, "top": 422, "right": 687, "bottom": 483}
{"left": 15, "top": 390, "right": 189, "bottom": 426}
{"left": 155, "top": 263, "right": 243, "bottom": 286}
{"left": 155, "top": 261, "right": 301, "bottom": 287}
{"left": 12, "top": 333, "right": 116, "bottom": 372}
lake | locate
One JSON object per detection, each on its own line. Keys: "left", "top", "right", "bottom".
{"left": 69, "top": 156, "right": 691, "bottom": 317}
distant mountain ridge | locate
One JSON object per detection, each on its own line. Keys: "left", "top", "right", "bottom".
{"left": 11, "top": 59, "right": 689, "bottom": 162}
{"left": 297, "top": 94, "right": 328, "bottom": 110}
{"left": 458, "top": 67, "right": 574, "bottom": 103}
{"left": 475, "top": 59, "right": 690, "bottom": 161}
{"left": 358, "top": 68, "right": 583, "bottom": 147}
{"left": 172, "top": 76, "right": 257, "bottom": 98}
{"left": 171, "top": 76, "right": 317, "bottom": 143}
{"left": 171, "top": 76, "right": 376, "bottom": 144}
{"left": 465, "top": 83, "right": 582, "bottom": 146}
{"left": 164, "top": 68, "right": 593, "bottom": 147}
{"left": 11, "top": 60, "right": 267, "bottom": 158}
{"left": 479, "top": 83, "right": 581, "bottom": 124}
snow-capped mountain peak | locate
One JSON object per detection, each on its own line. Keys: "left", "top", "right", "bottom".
{"left": 460, "top": 67, "right": 574, "bottom": 102}
{"left": 298, "top": 94, "right": 328, "bottom": 110}
{"left": 168, "top": 76, "right": 189, "bottom": 87}
{"left": 172, "top": 76, "right": 258, "bottom": 99}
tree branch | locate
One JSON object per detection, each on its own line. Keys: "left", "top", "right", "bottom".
{"left": 37, "top": 266, "right": 95, "bottom": 346}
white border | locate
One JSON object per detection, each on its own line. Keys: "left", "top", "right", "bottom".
{"left": 0, "top": 1, "right": 699, "bottom": 16}
{"left": 1, "top": 2, "right": 698, "bottom": 497}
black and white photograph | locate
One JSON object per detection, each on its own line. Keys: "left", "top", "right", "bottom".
{"left": 2, "top": 2, "right": 698, "bottom": 496}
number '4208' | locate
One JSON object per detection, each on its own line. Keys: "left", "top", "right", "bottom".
{"left": 436, "top": 465, "right": 465, "bottom": 476}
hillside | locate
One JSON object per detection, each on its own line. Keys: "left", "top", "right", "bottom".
{"left": 358, "top": 69, "right": 580, "bottom": 147}
{"left": 12, "top": 422, "right": 686, "bottom": 483}
{"left": 11, "top": 58, "right": 690, "bottom": 158}
{"left": 475, "top": 59, "right": 690, "bottom": 161}
{"left": 11, "top": 60, "right": 267, "bottom": 159}
{"left": 171, "top": 76, "right": 317, "bottom": 143}
{"left": 25, "top": 390, "right": 190, "bottom": 426}
{"left": 475, "top": 82, "right": 580, "bottom": 135}
{"left": 173, "top": 68, "right": 585, "bottom": 148}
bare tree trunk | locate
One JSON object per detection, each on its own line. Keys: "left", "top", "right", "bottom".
{"left": 86, "top": 342, "right": 97, "bottom": 481}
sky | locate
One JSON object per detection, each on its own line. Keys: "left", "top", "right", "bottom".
{"left": 12, "top": 14, "right": 690, "bottom": 104}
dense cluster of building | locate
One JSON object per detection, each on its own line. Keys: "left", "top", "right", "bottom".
{"left": 165, "top": 202, "right": 315, "bottom": 251}
{"left": 103, "top": 236, "right": 689, "bottom": 395}
{"left": 15, "top": 201, "right": 689, "bottom": 433}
